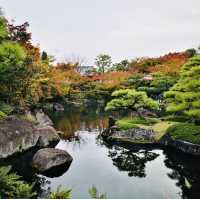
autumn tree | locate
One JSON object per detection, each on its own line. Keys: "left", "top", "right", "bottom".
{"left": 105, "top": 89, "right": 159, "bottom": 118}
{"left": 95, "top": 54, "right": 112, "bottom": 73}
{"left": 164, "top": 55, "right": 200, "bottom": 123}
{"left": 112, "top": 59, "right": 130, "bottom": 71}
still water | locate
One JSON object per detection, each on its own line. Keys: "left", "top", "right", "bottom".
{"left": 2, "top": 105, "right": 200, "bottom": 199}
{"left": 44, "top": 105, "right": 200, "bottom": 199}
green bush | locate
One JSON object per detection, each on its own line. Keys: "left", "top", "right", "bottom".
{"left": 0, "top": 102, "right": 14, "bottom": 114}
{"left": 0, "top": 111, "right": 6, "bottom": 119}
{"left": 166, "top": 123, "right": 200, "bottom": 144}
{"left": 0, "top": 166, "right": 35, "bottom": 199}
{"left": 45, "top": 186, "right": 72, "bottom": 199}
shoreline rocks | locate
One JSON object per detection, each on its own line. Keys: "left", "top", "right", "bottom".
{"left": 102, "top": 117, "right": 200, "bottom": 156}
{"left": 0, "top": 111, "right": 60, "bottom": 159}
{"left": 32, "top": 148, "right": 73, "bottom": 177}
{"left": 159, "top": 133, "right": 200, "bottom": 155}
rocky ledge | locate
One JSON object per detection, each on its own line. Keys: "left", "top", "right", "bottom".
{"left": 102, "top": 118, "right": 200, "bottom": 156}
{"left": 159, "top": 133, "right": 200, "bottom": 155}
{"left": 0, "top": 112, "right": 60, "bottom": 159}
{"left": 102, "top": 125, "right": 156, "bottom": 146}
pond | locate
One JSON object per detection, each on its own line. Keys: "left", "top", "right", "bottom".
{"left": 2, "top": 104, "right": 200, "bottom": 199}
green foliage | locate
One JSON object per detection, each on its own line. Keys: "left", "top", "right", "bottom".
{"left": 111, "top": 59, "right": 129, "bottom": 71}
{"left": 0, "top": 110, "right": 6, "bottom": 119}
{"left": 166, "top": 123, "right": 200, "bottom": 144}
{"left": 164, "top": 55, "right": 200, "bottom": 122}
{"left": 138, "top": 73, "right": 177, "bottom": 96}
{"left": 116, "top": 119, "right": 139, "bottom": 130}
{"left": 46, "top": 186, "right": 72, "bottom": 199}
{"left": 0, "top": 101, "right": 14, "bottom": 114}
{"left": 105, "top": 89, "right": 159, "bottom": 115}
{"left": 88, "top": 186, "right": 106, "bottom": 199}
{"left": 0, "top": 166, "right": 35, "bottom": 199}
{"left": 0, "top": 17, "right": 8, "bottom": 42}
{"left": 0, "top": 41, "right": 30, "bottom": 105}
{"left": 95, "top": 54, "right": 112, "bottom": 73}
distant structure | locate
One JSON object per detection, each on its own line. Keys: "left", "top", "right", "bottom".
{"left": 143, "top": 74, "right": 153, "bottom": 81}
{"left": 76, "top": 65, "right": 95, "bottom": 76}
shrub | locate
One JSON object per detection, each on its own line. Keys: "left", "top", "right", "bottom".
{"left": 0, "top": 111, "right": 6, "bottom": 119}
{"left": 45, "top": 186, "right": 72, "bottom": 199}
{"left": 0, "top": 166, "right": 35, "bottom": 199}
{"left": 0, "top": 102, "right": 14, "bottom": 114}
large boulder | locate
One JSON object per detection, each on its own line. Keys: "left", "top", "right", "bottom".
{"left": 32, "top": 148, "right": 73, "bottom": 177}
{"left": 0, "top": 117, "right": 60, "bottom": 159}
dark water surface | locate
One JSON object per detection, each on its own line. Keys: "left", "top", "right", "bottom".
{"left": 2, "top": 105, "right": 200, "bottom": 199}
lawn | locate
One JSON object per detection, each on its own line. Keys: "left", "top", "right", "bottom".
{"left": 166, "top": 123, "right": 200, "bottom": 144}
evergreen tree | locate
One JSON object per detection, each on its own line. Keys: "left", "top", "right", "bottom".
{"left": 105, "top": 89, "right": 159, "bottom": 118}
{"left": 164, "top": 55, "right": 200, "bottom": 123}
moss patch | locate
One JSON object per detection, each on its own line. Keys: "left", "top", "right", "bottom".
{"left": 166, "top": 123, "right": 200, "bottom": 144}
{"left": 116, "top": 117, "right": 159, "bottom": 130}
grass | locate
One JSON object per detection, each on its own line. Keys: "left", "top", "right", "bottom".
{"left": 116, "top": 117, "right": 160, "bottom": 130}
{"left": 166, "top": 123, "right": 200, "bottom": 144}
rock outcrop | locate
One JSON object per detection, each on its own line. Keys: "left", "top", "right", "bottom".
{"left": 102, "top": 126, "right": 155, "bottom": 146}
{"left": 53, "top": 103, "right": 65, "bottom": 112}
{"left": 159, "top": 134, "right": 200, "bottom": 155}
{"left": 0, "top": 116, "right": 60, "bottom": 159}
{"left": 32, "top": 148, "right": 72, "bottom": 177}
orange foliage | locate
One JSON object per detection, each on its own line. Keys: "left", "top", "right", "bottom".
{"left": 90, "top": 71, "right": 131, "bottom": 89}
{"left": 129, "top": 52, "right": 188, "bottom": 76}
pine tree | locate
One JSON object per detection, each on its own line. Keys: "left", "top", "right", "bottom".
{"left": 105, "top": 89, "right": 159, "bottom": 118}
{"left": 164, "top": 55, "right": 200, "bottom": 123}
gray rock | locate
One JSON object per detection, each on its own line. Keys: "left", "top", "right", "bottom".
{"left": 159, "top": 134, "right": 200, "bottom": 155}
{"left": 102, "top": 127, "right": 155, "bottom": 145}
{"left": 35, "top": 109, "right": 53, "bottom": 127}
{"left": 53, "top": 103, "right": 64, "bottom": 112}
{"left": 0, "top": 117, "right": 60, "bottom": 159}
{"left": 32, "top": 148, "right": 73, "bottom": 173}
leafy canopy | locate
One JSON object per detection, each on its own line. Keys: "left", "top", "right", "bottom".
{"left": 95, "top": 54, "right": 112, "bottom": 73}
{"left": 105, "top": 89, "right": 159, "bottom": 113}
{"left": 164, "top": 55, "right": 200, "bottom": 121}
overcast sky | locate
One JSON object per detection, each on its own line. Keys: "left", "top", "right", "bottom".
{"left": 0, "top": 0, "right": 200, "bottom": 64}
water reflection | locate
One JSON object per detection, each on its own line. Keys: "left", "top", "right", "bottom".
{"left": 49, "top": 104, "right": 108, "bottom": 139}
{"left": 164, "top": 148, "right": 200, "bottom": 199}
{"left": 107, "top": 146, "right": 159, "bottom": 177}
{"left": 1, "top": 105, "right": 200, "bottom": 199}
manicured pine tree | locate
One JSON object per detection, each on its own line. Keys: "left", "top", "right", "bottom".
{"left": 164, "top": 55, "right": 200, "bottom": 123}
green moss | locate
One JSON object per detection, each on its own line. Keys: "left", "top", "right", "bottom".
{"left": 116, "top": 117, "right": 159, "bottom": 130}
{"left": 166, "top": 123, "right": 200, "bottom": 144}
{"left": 116, "top": 119, "right": 138, "bottom": 130}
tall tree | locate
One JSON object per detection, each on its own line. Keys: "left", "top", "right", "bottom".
{"left": 164, "top": 55, "right": 200, "bottom": 123}
{"left": 95, "top": 54, "right": 112, "bottom": 73}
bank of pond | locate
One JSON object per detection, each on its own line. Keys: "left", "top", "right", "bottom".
{"left": 0, "top": 104, "right": 200, "bottom": 199}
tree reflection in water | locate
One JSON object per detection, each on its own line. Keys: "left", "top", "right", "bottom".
{"left": 164, "top": 148, "right": 200, "bottom": 199}
{"left": 49, "top": 104, "right": 109, "bottom": 139}
{"left": 107, "top": 145, "right": 159, "bottom": 177}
